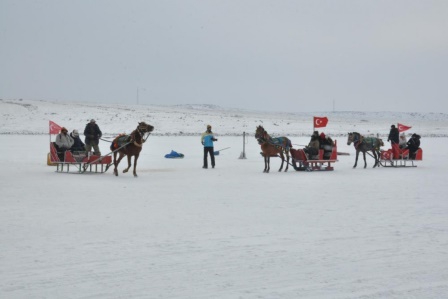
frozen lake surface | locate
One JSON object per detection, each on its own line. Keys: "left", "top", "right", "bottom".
{"left": 1, "top": 135, "right": 448, "bottom": 298}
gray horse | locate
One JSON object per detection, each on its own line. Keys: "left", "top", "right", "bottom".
{"left": 347, "top": 132, "right": 383, "bottom": 168}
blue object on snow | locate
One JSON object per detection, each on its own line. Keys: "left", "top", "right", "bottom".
{"left": 164, "top": 150, "right": 184, "bottom": 159}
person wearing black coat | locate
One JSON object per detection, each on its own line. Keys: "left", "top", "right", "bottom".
{"left": 387, "top": 125, "right": 399, "bottom": 145}
{"left": 70, "top": 129, "right": 85, "bottom": 153}
{"left": 304, "top": 131, "right": 320, "bottom": 158}
{"left": 84, "top": 119, "right": 102, "bottom": 155}
{"left": 406, "top": 134, "right": 421, "bottom": 159}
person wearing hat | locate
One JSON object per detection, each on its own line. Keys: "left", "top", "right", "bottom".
{"left": 201, "top": 124, "right": 218, "bottom": 169}
{"left": 84, "top": 119, "right": 102, "bottom": 156}
{"left": 304, "top": 131, "right": 320, "bottom": 159}
{"left": 70, "top": 129, "right": 85, "bottom": 153}
{"left": 55, "top": 127, "right": 74, "bottom": 161}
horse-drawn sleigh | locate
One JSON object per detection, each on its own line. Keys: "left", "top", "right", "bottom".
{"left": 48, "top": 122, "right": 154, "bottom": 175}
{"left": 48, "top": 142, "right": 113, "bottom": 173}
{"left": 379, "top": 144, "right": 423, "bottom": 167}
{"left": 255, "top": 126, "right": 338, "bottom": 172}
{"left": 346, "top": 132, "right": 423, "bottom": 168}
{"left": 290, "top": 142, "right": 338, "bottom": 171}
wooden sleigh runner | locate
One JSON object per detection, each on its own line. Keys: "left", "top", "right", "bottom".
{"left": 290, "top": 140, "right": 339, "bottom": 171}
{"left": 48, "top": 142, "right": 113, "bottom": 173}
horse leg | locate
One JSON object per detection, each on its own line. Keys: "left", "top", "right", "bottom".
{"left": 278, "top": 152, "right": 284, "bottom": 172}
{"left": 353, "top": 151, "right": 359, "bottom": 168}
{"left": 263, "top": 155, "right": 267, "bottom": 172}
{"left": 373, "top": 150, "right": 379, "bottom": 168}
{"left": 113, "top": 152, "right": 118, "bottom": 176}
{"left": 266, "top": 156, "right": 270, "bottom": 173}
{"left": 123, "top": 155, "right": 132, "bottom": 173}
{"left": 133, "top": 154, "right": 139, "bottom": 177}
{"left": 363, "top": 152, "right": 367, "bottom": 168}
{"left": 285, "top": 151, "right": 289, "bottom": 172}
{"left": 371, "top": 150, "right": 376, "bottom": 168}
{"left": 114, "top": 153, "right": 125, "bottom": 176}
{"left": 377, "top": 150, "right": 382, "bottom": 167}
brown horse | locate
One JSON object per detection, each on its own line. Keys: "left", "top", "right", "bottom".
{"left": 111, "top": 122, "right": 154, "bottom": 177}
{"left": 255, "top": 125, "right": 292, "bottom": 173}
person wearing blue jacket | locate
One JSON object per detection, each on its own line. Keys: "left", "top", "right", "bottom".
{"left": 201, "top": 124, "right": 218, "bottom": 168}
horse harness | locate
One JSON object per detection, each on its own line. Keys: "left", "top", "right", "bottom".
{"left": 351, "top": 133, "right": 363, "bottom": 149}
{"left": 351, "top": 133, "right": 381, "bottom": 151}
{"left": 256, "top": 130, "right": 289, "bottom": 151}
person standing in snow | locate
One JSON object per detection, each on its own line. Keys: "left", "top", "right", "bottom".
{"left": 201, "top": 124, "right": 218, "bottom": 169}
{"left": 84, "top": 119, "right": 102, "bottom": 156}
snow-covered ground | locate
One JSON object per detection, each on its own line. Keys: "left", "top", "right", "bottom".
{"left": 2, "top": 98, "right": 448, "bottom": 137}
{"left": 1, "top": 99, "right": 448, "bottom": 298}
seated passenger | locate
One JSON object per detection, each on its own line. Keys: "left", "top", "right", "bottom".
{"left": 70, "top": 129, "right": 86, "bottom": 153}
{"left": 304, "top": 131, "right": 320, "bottom": 159}
{"left": 399, "top": 134, "right": 407, "bottom": 149}
{"left": 406, "top": 133, "right": 421, "bottom": 159}
{"left": 55, "top": 127, "right": 74, "bottom": 161}
{"left": 319, "top": 132, "right": 334, "bottom": 159}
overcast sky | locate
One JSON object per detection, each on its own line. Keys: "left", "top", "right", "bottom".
{"left": 1, "top": 0, "right": 447, "bottom": 113}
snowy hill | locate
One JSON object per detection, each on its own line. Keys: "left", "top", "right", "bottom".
{"left": 1, "top": 98, "right": 448, "bottom": 137}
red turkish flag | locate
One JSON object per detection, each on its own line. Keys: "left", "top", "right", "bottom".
{"left": 313, "top": 116, "right": 328, "bottom": 128}
{"left": 398, "top": 123, "right": 412, "bottom": 132}
{"left": 49, "top": 120, "right": 62, "bottom": 134}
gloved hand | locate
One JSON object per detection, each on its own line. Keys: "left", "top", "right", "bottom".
{"left": 213, "top": 138, "right": 218, "bottom": 141}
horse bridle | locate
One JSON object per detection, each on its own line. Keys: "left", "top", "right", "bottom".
{"left": 136, "top": 123, "right": 154, "bottom": 144}
{"left": 255, "top": 128, "right": 268, "bottom": 144}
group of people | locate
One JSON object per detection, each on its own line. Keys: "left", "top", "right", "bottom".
{"left": 55, "top": 121, "right": 423, "bottom": 166}
{"left": 55, "top": 119, "right": 102, "bottom": 161}
{"left": 304, "top": 130, "right": 335, "bottom": 160}
{"left": 57, "top": 121, "right": 221, "bottom": 169}
{"left": 388, "top": 124, "right": 421, "bottom": 159}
